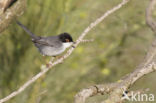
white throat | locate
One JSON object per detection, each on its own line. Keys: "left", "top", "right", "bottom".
{"left": 62, "top": 42, "right": 73, "bottom": 49}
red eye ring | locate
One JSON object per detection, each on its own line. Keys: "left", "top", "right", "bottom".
{"left": 65, "top": 39, "right": 69, "bottom": 42}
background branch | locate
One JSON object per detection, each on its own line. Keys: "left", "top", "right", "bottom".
{"left": 0, "top": 0, "right": 26, "bottom": 34}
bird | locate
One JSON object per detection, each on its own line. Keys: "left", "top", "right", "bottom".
{"left": 16, "top": 21, "right": 74, "bottom": 56}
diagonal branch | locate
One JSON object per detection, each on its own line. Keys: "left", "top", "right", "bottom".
{"left": 0, "top": 0, "right": 130, "bottom": 103}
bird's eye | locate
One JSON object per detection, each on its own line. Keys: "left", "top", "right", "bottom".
{"left": 65, "top": 39, "right": 69, "bottom": 42}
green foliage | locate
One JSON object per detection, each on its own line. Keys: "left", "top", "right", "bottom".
{"left": 0, "top": 0, "right": 155, "bottom": 103}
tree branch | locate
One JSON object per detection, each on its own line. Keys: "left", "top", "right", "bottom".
{"left": 0, "top": 0, "right": 26, "bottom": 34}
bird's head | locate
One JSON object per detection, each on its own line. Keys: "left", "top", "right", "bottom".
{"left": 59, "top": 32, "right": 74, "bottom": 48}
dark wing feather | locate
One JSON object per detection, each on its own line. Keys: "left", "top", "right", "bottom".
{"left": 32, "top": 39, "right": 54, "bottom": 47}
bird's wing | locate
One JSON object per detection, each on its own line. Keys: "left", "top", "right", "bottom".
{"left": 45, "top": 37, "right": 62, "bottom": 48}
{"left": 32, "top": 39, "right": 54, "bottom": 47}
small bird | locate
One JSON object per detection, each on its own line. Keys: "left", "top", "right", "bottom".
{"left": 16, "top": 21, "right": 74, "bottom": 56}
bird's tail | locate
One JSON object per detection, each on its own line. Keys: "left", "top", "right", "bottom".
{"left": 16, "top": 21, "right": 40, "bottom": 40}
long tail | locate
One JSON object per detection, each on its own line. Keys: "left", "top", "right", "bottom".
{"left": 16, "top": 21, "right": 40, "bottom": 39}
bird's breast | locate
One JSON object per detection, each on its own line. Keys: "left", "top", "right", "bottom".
{"left": 39, "top": 46, "right": 65, "bottom": 56}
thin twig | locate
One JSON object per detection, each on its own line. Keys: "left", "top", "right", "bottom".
{"left": 80, "top": 39, "right": 94, "bottom": 43}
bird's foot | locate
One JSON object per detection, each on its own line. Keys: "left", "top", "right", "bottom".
{"left": 46, "top": 57, "right": 55, "bottom": 67}
{"left": 46, "top": 63, "right": 50, "bottom": 68}
{"left": 56, "top": 56, "right": 63, "bottom": 59}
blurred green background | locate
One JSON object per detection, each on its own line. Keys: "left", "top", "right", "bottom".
{"left": 0, "top": 0, "right": 156, "bottom": 103}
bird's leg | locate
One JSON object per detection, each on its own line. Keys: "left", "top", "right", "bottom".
{"left": 56, "top": 56, "right": 62, "bottom": 59}
{"left": 49, "top": 56, "right": 55, "bottom": 64}
{"left": 46, "top": 56, "right": 55, "bottom": 67}
{"left": 55, "top": 56, "right": 65, "bottom": 64}
{"left": 46, "top": 55, "right": 64, "bottom": 68}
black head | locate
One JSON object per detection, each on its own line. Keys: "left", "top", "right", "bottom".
{"left": 59, "top": 32, "right": 73, "bottom": 43}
